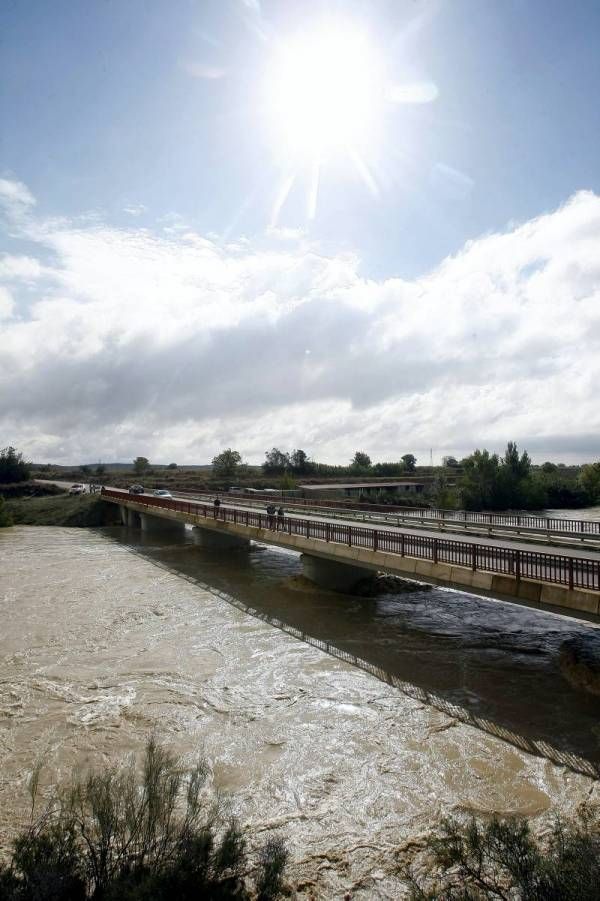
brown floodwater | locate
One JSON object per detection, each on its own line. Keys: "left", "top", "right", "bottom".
{"left": 1, "top": 524, "right": 600, "bottom": 898}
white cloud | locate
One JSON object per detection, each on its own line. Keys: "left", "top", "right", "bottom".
{"left": 0, "top": 254, "right": 45, "bottom": 282}
{"left": 0, "top": 286, "right": 14, "bottom": 319}
{"left": 122, "top": 204, "right": 147, "bottom": 217}
{"left": 0, "top": 177, "right": 36, "bottom": 211}
{"left": 1, "top": 188, "right": 599, "bottom": 464}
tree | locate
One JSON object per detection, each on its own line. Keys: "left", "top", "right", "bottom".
{"left": 372, "top": 461, "right": 405, "bottom": 476}
{"left": 350, "top": 451, "right": 371, "bottom": 472}
{"left": 167, "top": 462, "right": 178, "bottom": 470}
{"left": 0, "top": 447, "right": 30, "bottom": 483}
{"left": 95, "top": 464, "right": 106, "bottom": 476}
{"left": 263, "top": 448, "right": 290, "bottom": 475}
{"left": 442, "top": 455, "right": 459, "bottom": 468}
{"left": 503, "top": 441, "right": 531, "bottom": 479}
{"left": 541, "top": 461, "right": 558, "bottom": 474}
{"left": 460, "top": 443, "right": 540, "bottom": 511}
{"left": 401, "top": 453, "right": 416, "bottom": 472}
{"left": 80, "top": 464, "right": 91, "bottom": 475}
{"left": 459, "top": 448, "right": 501, "bottom": 510}
{"left": 212, "top": 448, "right": 242, "bottom": 478}
{"left": 290, "top": 449, "right": 311, "bottom": 474}
{"left": 133, "top": 456, "right": 150, "bottom": 476}
{"left": 580, "top": 462, "right": 600, "bottom": 503}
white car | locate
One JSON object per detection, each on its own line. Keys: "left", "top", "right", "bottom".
{"left": 153, "top": 489, "right": 172, "bottom": 498}
{"left": 69, "top": 484, "right": 86, "bottom": 495}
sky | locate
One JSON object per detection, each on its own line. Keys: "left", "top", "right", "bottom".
{"left": 1, "top": 0, "right": 599, "bottom": 465}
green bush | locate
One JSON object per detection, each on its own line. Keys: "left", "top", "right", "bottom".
{"left": 0, "top": 495, "right": 12, "bottom": 527}
{"left": 406, "top": 805, "right": 600, "bottom": 899}
{"left": 0, "top": 446, "right": 31, "bottom": 483}
{"left": 0, "top": 737, "right": 287, "bottom": 900}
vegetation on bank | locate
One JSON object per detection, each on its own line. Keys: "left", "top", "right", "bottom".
{"left": 0, "top": 737, "right": 287, "bottom": 901}
{"left": 17, "top": 438, "right": 600, "bottom": 512}
{"left": 0, "top": 495, "right": 12, "bottom": 527}
{"left": 1, "top": 733, "right": 598, "bottom": 900}
{"left": 406, "top": 805, "right": 600, "bottom": 899}
{"left": 0, "top": 446, "right": 31, "bottom": 483}
{"left": 0, "top": 481, "right": 65, "bottom": 499}
{"left": 6, "top": 494, "right": 107, "bottom": 527}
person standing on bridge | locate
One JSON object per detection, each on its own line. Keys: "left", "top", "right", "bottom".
{"left": 266, "top": 502, "right": 276, "bottom": 529}
{"left": 277, "top": 506, "right": 284, "bottom": 530}
{"left": 213, "top": 496, "right": 221, "bottom": 518}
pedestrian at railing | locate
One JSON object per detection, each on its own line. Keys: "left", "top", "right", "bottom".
{"left": 277, "top": 506, "right": 285, "bottom": 530}
{"left": 266, "top": 503, "right": 277, "bottom": 529}
{"left": 213, "top": 496, "right": 221, "bottom": 518}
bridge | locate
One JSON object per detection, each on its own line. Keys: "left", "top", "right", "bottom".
{"left": 100, "top": 488, "right": 600, "bottom": 620}
{"left": 170, "top": 489, "right": 600, "bottom": 550}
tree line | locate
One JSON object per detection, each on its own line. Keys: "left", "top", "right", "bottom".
{"left": 211, "top": 447, "right": 418, "bottom": 478}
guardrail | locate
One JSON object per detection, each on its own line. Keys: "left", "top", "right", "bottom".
{"left": 102, "top": 488, "right": 600, "bottom": 593}
{"left": 207, "top": 490, "right": 600, "bottom": 536}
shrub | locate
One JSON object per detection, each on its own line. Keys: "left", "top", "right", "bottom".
{"left": 405, "top": 805, "right": 600, "bottom": 899}
{"left": 0, "top": 737, "right": 287, "bottom": 900}
{"left": 0, "top": 495, "right": 12, "bottom": 527}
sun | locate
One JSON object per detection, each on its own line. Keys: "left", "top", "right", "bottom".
{"left": 266, "top": 25, "right": 382, "bottom": 160}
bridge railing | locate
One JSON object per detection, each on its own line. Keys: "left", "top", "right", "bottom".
{"left": 185, "top": 489, "right": 600, "bottom": 537}
{"left": 101, "top": 489, "right": 600, "bottom": 593}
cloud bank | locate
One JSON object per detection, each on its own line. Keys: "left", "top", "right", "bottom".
{"left": 0, "top": 180, "right": 599, "bottom": 464}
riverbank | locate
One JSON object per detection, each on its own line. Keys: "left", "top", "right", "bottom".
{"left": 5, "top": 493, "right": 106, "bottom": 526}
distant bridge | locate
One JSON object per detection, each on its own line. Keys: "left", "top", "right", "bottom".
{"left": 101, "top": 488, "right": 600, "bottom": 620}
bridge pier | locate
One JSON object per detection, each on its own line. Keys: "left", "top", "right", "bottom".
{"left": 123, "top": 508, "right": 141, "bottom": 528}
{"left": 192, "top": 525, "right": 249, "bottom": 549}
{"left": 140, "top": 512, "right": 186, "bottom": 534}
{"left": 301, "top": 554, "right": 371, "bottom": 592}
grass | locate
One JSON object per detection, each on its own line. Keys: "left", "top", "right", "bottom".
{"left": 5, "top": 494, "right": 109, "bottom": 527}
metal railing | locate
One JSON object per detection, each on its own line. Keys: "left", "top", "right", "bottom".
{"left": 202, "top": 490, "right": 600, "bottom": 537}
{"left": 102, "top": 488, "right": 600, "bottom": 593}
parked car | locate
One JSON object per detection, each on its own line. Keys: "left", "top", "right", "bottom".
{"left": 69, "top": 484, "right": 86, "bottom": 495}
{"left": 153, "top": 489, "right": 172, "bottom": 498}
{"left": 128, "top": 484, "right": 144, "bottom": 495}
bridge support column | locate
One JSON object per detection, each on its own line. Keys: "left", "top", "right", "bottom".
{"left": 124, "top": 508, "right": 141, "bottom": 528}
{"left": 192, "top": 526, "right": 249, "bottom": 549}
{"left": 301, "top": 554, "right": 371, "bottom": 592}
{"left": 139, "top": 512, "right": 186, "bottom": 534}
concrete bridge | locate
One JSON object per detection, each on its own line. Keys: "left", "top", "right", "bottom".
{"left": 101, "top": 488, "right": 600, "bottom": 620}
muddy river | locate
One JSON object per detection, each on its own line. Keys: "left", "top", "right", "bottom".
{"left": 1, "top": 525, "right": 600, "bottom": 898}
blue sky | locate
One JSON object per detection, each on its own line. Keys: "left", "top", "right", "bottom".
{"left": 1, "top": 1, "right": 599, "bottom": 463}
{"left": 3, "top": 0, "right": 600, "bottom": 276}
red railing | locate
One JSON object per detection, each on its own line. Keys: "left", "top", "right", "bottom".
{"left": 101, "top": 488, "right": 600, "bottom": 593}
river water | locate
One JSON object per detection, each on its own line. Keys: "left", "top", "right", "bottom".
{"left": 1, "top": 525, "right": 600, "bottom": 898}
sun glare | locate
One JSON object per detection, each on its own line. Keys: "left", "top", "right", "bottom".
{"left": 267, "top": 27, "right": 382, "bottom": 159}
